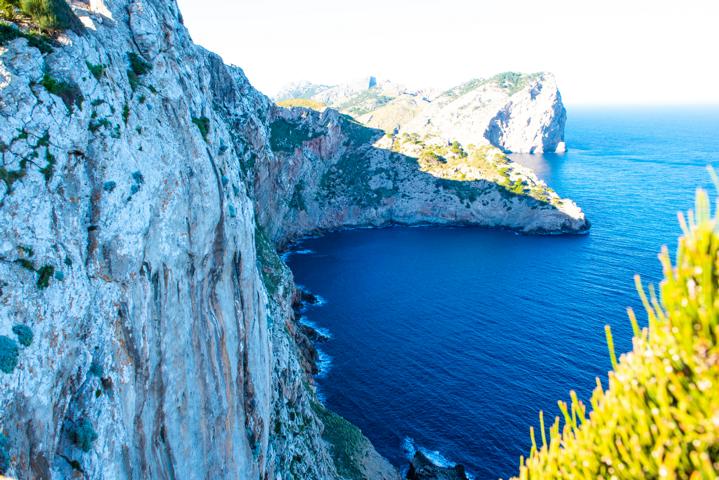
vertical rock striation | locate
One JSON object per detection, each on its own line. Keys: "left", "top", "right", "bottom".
{"left": 0, "top": 1, "right": 584, "bottom": 479}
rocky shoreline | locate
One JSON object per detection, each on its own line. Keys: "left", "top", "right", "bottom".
{"left": 0, "top": 0, "right": 586, "bottom": 477}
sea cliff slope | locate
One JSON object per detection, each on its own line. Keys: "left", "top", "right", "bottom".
{"left": 0, "top": 0, "right": 584, "bottom": 478}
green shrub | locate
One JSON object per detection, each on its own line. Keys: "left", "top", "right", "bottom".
{"left": 39, "top": 149, "right": 54, "bottom": 182}
{"left": 12, "top": 324, "right": 32, "bottom": 347}
{"left": 0, "top": 22, "right": 53, "bottom": 53}
{"left": 128, "top": 52, "right": 151, "bottom": 76}
{"left": 514, "top": 179, "right": 719, "bottom": 479}
{"left": 312, "top": 403, "right": 370, "bottom": 480}
{"left": 36, "top": 264, "right": 54, "bottom": 288}
{"left": 40, "top": 73, "right": 83, "bottom": 112}
{"left": 126, "top": 52, "right": 151, "bottom": 92}
{"left": 0, "top": 432, "right": 8, "bottom": 474}
{"left": 269, "top": 117, "right": 324, "bottom": 153}
{"left": 86, "top": 61, "right": 105, "bottom": 81}
{"left": 0, "top": 165, "right": 26, "bottom": 192}
{"left": 191, "top": 116, "right": 209, "bottom": 142}
{"left": 68, "top": 418, "right": 97, "bottom": 452}
{"left": 1, "top": 0, "right": 82, "bottom": 32}
{"left": 0, "top": 336, "right": 19, "bottom": 374}
{"left": 89, "top": 358, "right": 103, "bottom": 377}
{"left": 20, "top": 0, "right": 81, "bottom": 31}
{"left": 88, "top": 118, "right": 110, "bottom": 133}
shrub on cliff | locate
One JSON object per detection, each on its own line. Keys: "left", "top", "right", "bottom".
{"left": 12, "top": 324, "right": 33, "bottom": 347}
{"left": 0, "top": 336, "right": 19, "bottom": 374}
{"left": 0, "top": 0, "right": 82, "bottom": 32}
{"left": 0, "top": 433, "right": 9, "bottom": 474}
{"left": 68, "top": 418, "right": 98, "bottom": 452}
{"left": 514, "top": 174, "right": 719, "bottom": 479}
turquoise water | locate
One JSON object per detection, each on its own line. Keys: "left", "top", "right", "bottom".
{"left": 286, "top": 107, "right": 719, "bottom": 479}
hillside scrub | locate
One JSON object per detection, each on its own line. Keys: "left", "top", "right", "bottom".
{"left": 514, "top": 172, "right": 719, "bottom": 479}
{"left": 0, "top": 0, "right": 82, "bottom": 32}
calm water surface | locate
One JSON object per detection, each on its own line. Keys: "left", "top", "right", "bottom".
{"left": 287, "top": 107, "right": 719, "bottom": 479}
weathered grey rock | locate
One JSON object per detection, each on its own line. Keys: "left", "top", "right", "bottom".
{"left": 0, "top": 1, "right": 585, "bottom": 479}
{"left": 406, "top": 452, "right": 469, "bottom": 480}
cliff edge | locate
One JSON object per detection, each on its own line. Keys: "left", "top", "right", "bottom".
{"left": 0, "top": 0, "right": 583, "bottom": 478}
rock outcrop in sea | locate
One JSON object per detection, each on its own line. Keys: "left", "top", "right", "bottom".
{"left": 0, "top": 0, "right": 585, "bottom": 478}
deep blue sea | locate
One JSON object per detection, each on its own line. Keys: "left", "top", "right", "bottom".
{"left": 286, "top": 107, "right": 719, "bottom": 479}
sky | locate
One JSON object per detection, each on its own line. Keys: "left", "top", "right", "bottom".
{"left": 175, "top": 0, "right": 719, "bottom": 106}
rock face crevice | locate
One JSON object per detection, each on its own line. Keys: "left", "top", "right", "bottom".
{"left": 0, "top": 1, "right": 584, "bottom": 479}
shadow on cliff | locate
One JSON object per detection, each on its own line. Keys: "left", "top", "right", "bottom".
{"left": 269, "top": 106, "right": 588, "bottom": 234}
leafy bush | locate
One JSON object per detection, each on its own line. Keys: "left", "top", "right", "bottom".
{"left": 0, "top": 22, "right": 53, "bottom": 52}
{"left": 269, "top": 118, "right": 324, "bottom": 153}
{"left": 40, "top": 73, "right": 83, "bottom": 112}
{"left": 1, "top": 0, "right": 82, "bottom": 32}
{"left": 191, "top": 116, "right": 209, "bottom": 142}
{"left": 128, "top": 52, "right": 151, "bottom": 76}
{"left": 36, "top": 264, "right": 54, "bottom": 288}
{"left": 89, "top": 358, "right": 103, "bottom": 377}
{"left": 68, "top": 418, "right": 97, "bottom": 452}
{"left": 12, "top": 324, "right": 32, "bottom": 347}
{"left": 0, "top": 336, "right": 19, "bottom": 374}
{"left": 126, "top": 52, "right": 151, "bottom": 92}
{"left": 86, "top": 61, "right": 105, "bottom": 81}
{"left": 0, "top": 432, "right": 8, "bottom": 474}
{"left": 514, "top": 180, "right": 719, "bottom": 479}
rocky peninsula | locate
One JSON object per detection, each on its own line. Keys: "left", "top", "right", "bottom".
{"left": 0, "top": 0, "right": 586, "bottom": 478}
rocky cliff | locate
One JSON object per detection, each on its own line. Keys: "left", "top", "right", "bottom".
{"left": 275, "top": 72, "right": 567, "bottom": 154}
{"left": 0, "top": 1, "right": 584, "bottom": 479}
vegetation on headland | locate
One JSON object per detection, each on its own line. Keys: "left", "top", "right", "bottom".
{"left": 277, "top": 98, "right": 327, "bottom": 111}
{"left": 514, "top": 172, "right": 719, "bottom": 479}
{"left": 392, "top": 132, "right": 560, "bottom": 205}
{"left": 440, "top": 72, "right": 542, "bottom": 100}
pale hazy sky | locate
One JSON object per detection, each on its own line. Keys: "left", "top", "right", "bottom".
{"left": 176, "top": 0, "right": 719, "bottom": 106}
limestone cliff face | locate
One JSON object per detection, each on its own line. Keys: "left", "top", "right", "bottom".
{"left": 0, "top": 1, "right": 354, "bottom": 478}
{"left": 0, "top": 1, "right": 583, "bottom": 479}
{"left": 255, "top": 107, "right": 586, "bottom": 245}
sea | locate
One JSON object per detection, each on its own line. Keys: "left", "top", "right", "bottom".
{"left": 286, "top": 106, "right": 719, "bottom": 479}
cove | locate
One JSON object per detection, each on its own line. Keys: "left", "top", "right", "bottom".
{"left": 287, "top": 106, "right": 719, "bottom": 478}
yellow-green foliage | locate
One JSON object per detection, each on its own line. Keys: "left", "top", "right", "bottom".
{"left": 276, "top": 98, "right": 327, "bottom": 111}
{"left": 514, "top": 173, "right": 719, "bottom": 479}
{"left": 0, "top": 0, "right": 81, "bottom": 32}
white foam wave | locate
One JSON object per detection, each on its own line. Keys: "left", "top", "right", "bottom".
{"left": 280, "top": 248, "right": 315, "bottom": 261}
{"left": 315, "top": 349, "right": 332, "bottom": 379}
{"left": 299, "top": 316, "right": 332, "bottom": 339}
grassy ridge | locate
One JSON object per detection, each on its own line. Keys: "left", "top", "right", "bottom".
{"left": 514, "top": 173, "right": 719, "bottom": 479}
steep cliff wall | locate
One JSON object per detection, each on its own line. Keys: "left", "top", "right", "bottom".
{"left": 0, "top": 1, "right": 583, "bottom": 479}
{"left": 255, "top": 107, "right": 586, "bottom": 245}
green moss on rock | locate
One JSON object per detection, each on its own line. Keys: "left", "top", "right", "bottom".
{"left": 12, "top": 324, "right": 32, "bottom": 347}
{"left": 0, "top": 336, "right": 19, "bottom": 374}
